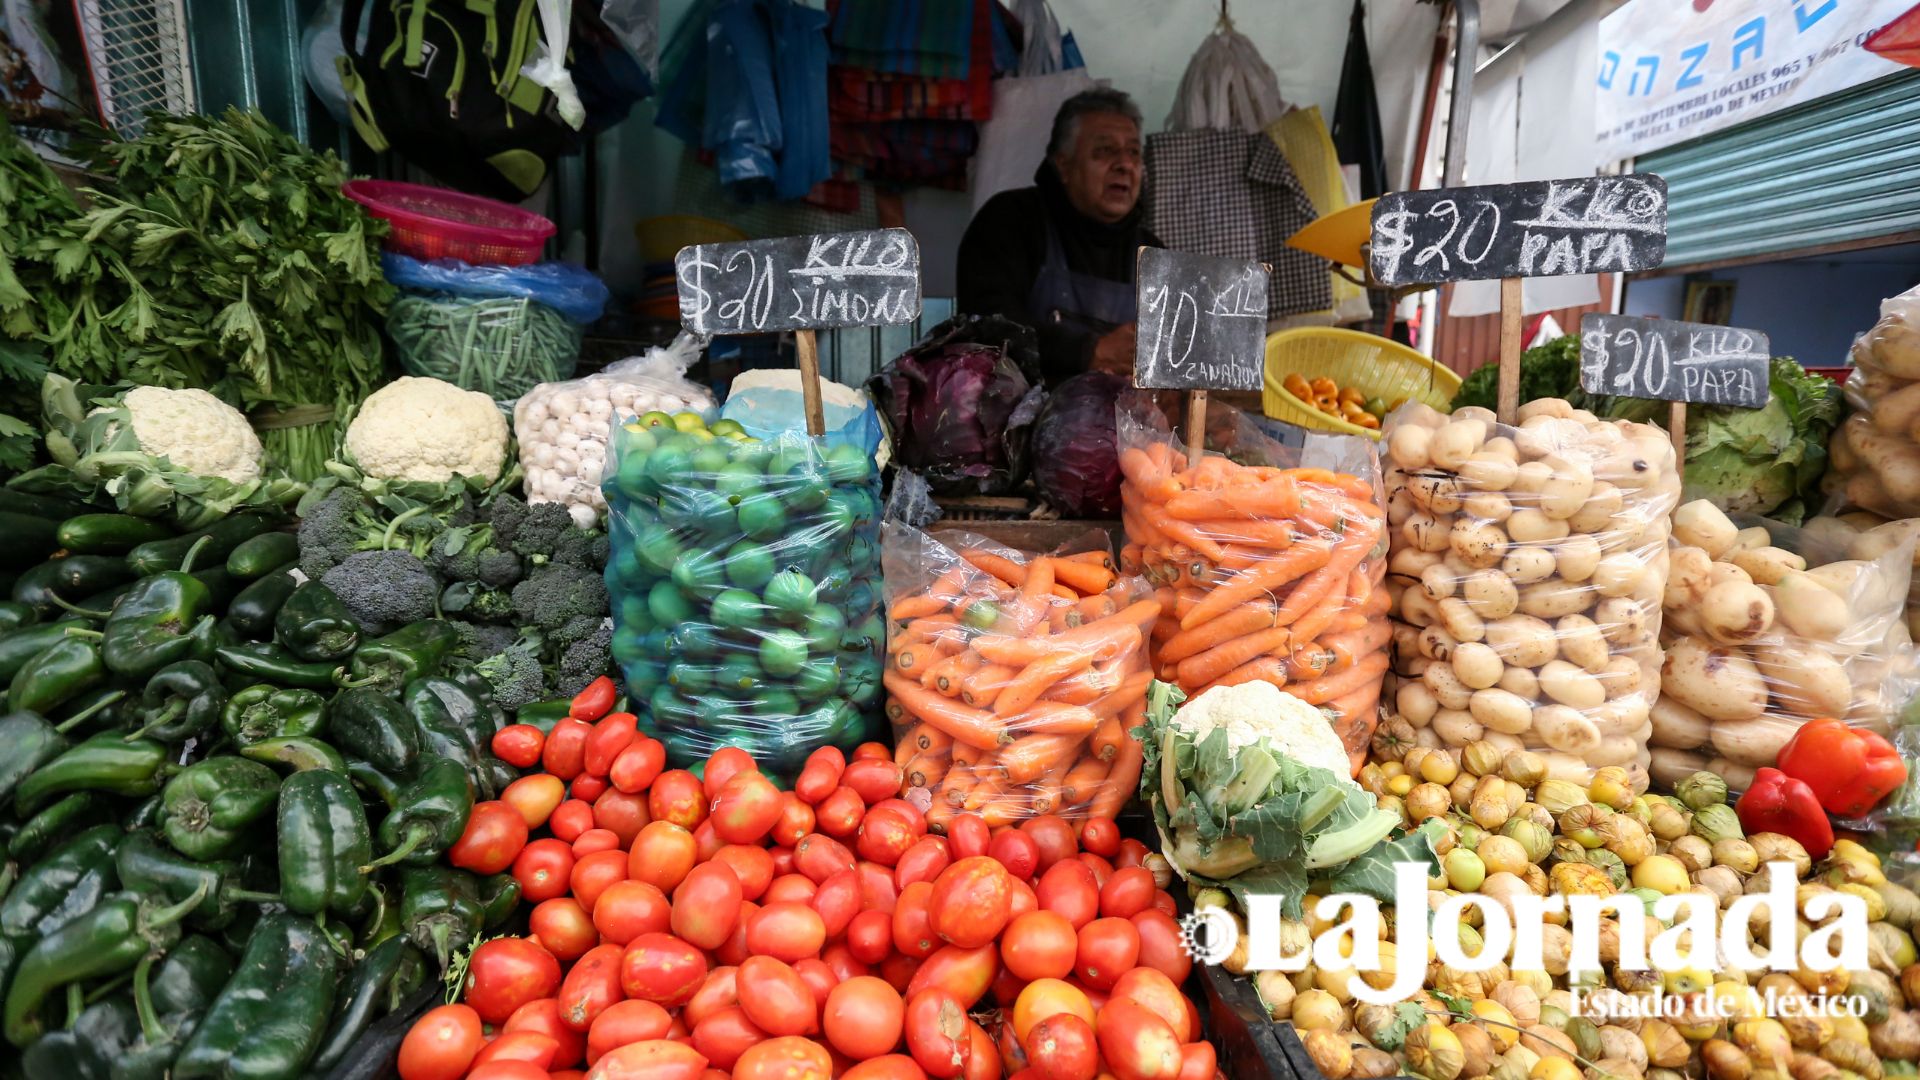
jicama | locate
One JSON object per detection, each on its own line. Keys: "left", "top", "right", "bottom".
{"left": 1117, "top": 396, "right": 1392, "bottom": 775}
{"left": 881, "top": 523, "right": 1158, "bottom": 827}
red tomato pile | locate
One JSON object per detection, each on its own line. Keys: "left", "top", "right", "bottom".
{"left": 398, "top": 678, "right": 1220, "bottom": 1080}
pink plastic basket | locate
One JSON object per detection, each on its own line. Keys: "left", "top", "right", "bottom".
{"left": 343, "top": 180, "right": 555, "bottom": 266}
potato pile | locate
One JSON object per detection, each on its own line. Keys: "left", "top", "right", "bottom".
{"left": 1827, "top": 284, "right": 1920, "bottom": 520}
{"left": 1650, "top": 502, "right": 1914, "bottom": 791}
{"left": 1382, "top": 400, "right": 1682, "bottom": 786}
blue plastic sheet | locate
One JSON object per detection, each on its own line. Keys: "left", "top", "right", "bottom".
{"left": 380, "top": 254, "right": 610, "bottom": 324}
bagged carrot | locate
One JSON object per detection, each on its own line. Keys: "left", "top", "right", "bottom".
{"left": 879, "top": 522, "right": 1159, "bottom": 824}
{"left": 1117, "top": 393, "right": 1391, "bottom": 775}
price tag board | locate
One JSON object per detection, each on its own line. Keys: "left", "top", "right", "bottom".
{"left": 1133, "top": 247, "right": 1270, "bottom": 392}
{"left": 1579, "top": 314, "right": 1769, "bottom": 408}
{"left": 675, "top": 228, "right": 923, "bottom": 338}
{"left": 1368, "top": 174, "right": 1668, "bottom": 287}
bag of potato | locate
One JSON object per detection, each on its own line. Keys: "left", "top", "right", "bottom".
{"left": 1379, "top": 399, "right": 1681, "bottom": 789}
{"left": 1826, "top": 284, "right": 1920, "bottom": 518}
{"left": 1648, "top": 502, "right": 1915, "bottom": 793}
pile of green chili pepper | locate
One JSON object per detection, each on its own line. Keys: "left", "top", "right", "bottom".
{"left": 0, "top": 497, "right": 561, "bottom": 1079}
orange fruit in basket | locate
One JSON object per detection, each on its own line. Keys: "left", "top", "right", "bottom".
{"left": 1283, "top": 373, "right": 1312, "bottom": 399}
{"left": 1310, "top": 377, "right": 1338, "bottom": 398}
{"left": 1338, "top": 386, "right": 1366, "bottom": 406}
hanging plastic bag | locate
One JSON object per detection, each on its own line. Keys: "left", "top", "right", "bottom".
{"left": 602, "top": 0, "right": 662, "bottom": 78}
{"left": 1164, "top": 21, "right": 1287, "bottom": 134}
{"left": 522, "top": 0, "right": 586, "bottom": 129}
{"left": 970, "top": 0, "right": 1096, "bottom": 212}
{"left": 1826, "top": 283, "right": 1920, "bottom": 519}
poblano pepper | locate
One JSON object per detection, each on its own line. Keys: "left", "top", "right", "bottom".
{"left": 128, "top": 660, "right": 224, "bottom": 743}
{"left": 224, "top": 566, "right": 298, "bottom": 639}
{"left": 3, "top": 881, "right": 207, "bottom": 1046}
{"left": 170, "top": 914, "right": 339, "bottom": 1079}
{"left": 159, "top": 756, "right": 280, "bottom": 860}
{"left": 0, "top": 824, "right": 118, "bottom": 941}
{"left": 346, "top": 758, "right": 405, "bottom": 810}
{"left": 212, "top": 641, "right": 342, "bottom": 690}
{"left": 239, "top": 735, "right": 348, "bottom": 774}
{"left": 0, "top": 711, "right": 72, "bottom": 806}
{"left": 396, "top": 866, "right": 483, "bottom": 970}
{"left": 274, "top": 580, "right": 361, "bottom": 662}
{"left": 330, "top": 685, "right": 422, "bottom": 775}
{"left": 7, "top": 627, "right": 106, "bottom": 717}
{"left": 14, "top": 732, "right": 169, "bottom": 816}
{"left": 98, "top": 536, "right": 221, "bottom": 680}
{"left": 16, "top": 994, "right": 138, "bottom": 1080}
{"left": 115, "top": 831, "right": 279, "bottom": 930}
{"left": 405, "top": 675, "right": 498, "bottom": 796}
{"left": 478, "top": 872, "right": 522, "bottom": 929}
{"left": 8, "top": 792, "right": 110, "bottom": 863}
{"left": 219, "top": 684, "right": 326, "bottom": 747}
{"left": 364, "top": 759, "right": 473, "bottom": 870}
{"left": 342, "top": 620, "right": 458, "bottom": 694}
{"left": 114, "top": 934, "right": 235, "bottom": 1080}
{"left": 0, "top": 600, "right": 34, "bottom": 632}
{"left": 276, "top": 770, "right": 370, "bottom": 917}
{"left": 0, "top": 618, "right": 92, "bottom": 683}
{"left": 306, "top": 934, "right": 426, "bottom": 1075}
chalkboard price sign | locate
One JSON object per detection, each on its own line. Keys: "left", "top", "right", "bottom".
{"left": 1579, "top": 313, "right": 1769, "bottom": 408}
{"left": 675, "top": 228, "right": 923, "bottom": 338}
{"left": 1369, "top": 175, "right": 1668, "bottom": 287}
{"left": 1134, "top": 248, "right": 1270, "bottom": 392}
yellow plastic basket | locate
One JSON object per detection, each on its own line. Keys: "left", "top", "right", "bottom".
{"left": 635, "top": 216, "right": 749, "bottom": 264}
{"left": 1263, "top": 328, "right": 1461, "bottom": 439}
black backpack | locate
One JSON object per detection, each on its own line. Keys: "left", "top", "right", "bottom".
{"left": 336, "top": 0, "right": 643, "bottom": 200}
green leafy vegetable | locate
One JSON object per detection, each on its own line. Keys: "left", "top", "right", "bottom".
{"left": 1451, "top": 334, "right": 1591, "bottom": 414}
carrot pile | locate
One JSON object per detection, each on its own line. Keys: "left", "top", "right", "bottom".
{"left": 1118, "top": 433, "right": 1392, "bottom": 775}
{"left": 882, "top": 527, "right": 1159, "bottom": 829}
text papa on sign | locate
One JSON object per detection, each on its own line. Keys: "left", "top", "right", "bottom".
{"left": 675, "top": 229, "right": 923, "bottom": 338}
{"left": 1578, "top": 313, "right": 1770, "bottom": 409}
{"left": 1368, "top": 175, "right": 1667, "bottom": 287}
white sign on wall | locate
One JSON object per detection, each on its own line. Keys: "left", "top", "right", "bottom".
{"left": 1595, "top": 0, "right": 1912, "bottom": 162}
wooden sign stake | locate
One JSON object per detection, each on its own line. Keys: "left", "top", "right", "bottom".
{"left": 794, "top": 329, "right": 827, "bottom": 438}
{"left": 1497, "top": 277, "right": 1523, "bottom": 425}
{"left": 1185, "top": 390, "right": 1208, "bottom": 468}
{"left": 1669, "top": 401, "right": 1687, "bottom": 467}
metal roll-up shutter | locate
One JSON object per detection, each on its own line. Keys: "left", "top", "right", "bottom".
{"left": 1637, "top": 70, "right": 1920, "bottom": 271}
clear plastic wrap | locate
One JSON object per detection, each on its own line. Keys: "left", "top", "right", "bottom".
{"left": 603, "top": 379, "right": 885, "bottom": 783}
{"left": 1648, "top": 503, "right": 1917, "bottom": 792}
{"left": 879, "top": 524, "right": 1156, "bottom": 829}
{"left": 1826, "top": 283, "right": 1920, "bottom": 518}
{"left": 1116, "top": 394, "right": 1391, "bottom": 774}
{"left": 1380, "top": 399, "right": 1681, "bottom": 788}
{"left": 514, "top": 336, "right": 712, "bottom": 528}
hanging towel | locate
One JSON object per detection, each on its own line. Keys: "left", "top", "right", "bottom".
{"left": 1330, "top": 0, "right": 1388, "bottom": 198}
{"left": 1266, "top": 106, "right": 1372, "bottom": 327}
{"left": 1144, "top": 129, "right": 1331, "bottom": 320}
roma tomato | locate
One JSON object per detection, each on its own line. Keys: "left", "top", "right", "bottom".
{"left": 500, "top": 774, "right": 565, "bottom": 829}
{"left": 736, "top": 956, "right": 819, "bottom": 1037}
{"left": 903, "top": 989, "right": 970, "bottom": 1080}
{"left": 1074, "top": 918, "right": 1139, "bottom": 991}
{"left": 770, "top": 845, "right": 795, "bottom": 876}
{"left": 988, "top": 829, "right": 1039, "bottom": 881}
{"left": 823, "top": 943, "right": 873, "bottom": 983}
{"left": 1108, "top": 969, "right": 1191, "bottom": 1040}
{"left": 549, "top": 799, "right": 595, "bottom": 843}
{"left": 1176, "top": 1042, "right": 1217, "bottom": 1080}
{"left": 712, "top": 844, "right": 775, "bottom": 901}
{"left": 1094, "top": 1000, "right": 1182, "bottom": 1080}
{"left": 962, "top": 1021, "right": 998, "bottom": 1080}
{"left": 463, "top": 937, "right": 562, "bottom": 1024}
{"left": 568, "top": 849, "right": 629, "bottom": 913}
{"left": 530, "top": 897, "right": 595, "bottom": 963}
{"left": 469, "top": 1031, "right": 559, "bottom": 1071}
{"left": 558, "top": 944, "right": 625, "bottom": 1032}
{"left": 773, "top": 794, "right": 816, "bottom": 848}
{"left": 893, "top": 836, "right": 951, "bottom": 891}
{"left": 512, "top": 838, "right": 575, "bottom": 903}
{"left": 504, "top": 998, "right": 586, "bottom": 1068}
{"left": 823, "top": 976, "right": 905, "bottom": 1059}
{"left": 1114, "top": 839, "right": 1149, "bottom": 870}
{"left": 842, "top": 759, "right": 904, "bottom": 804}
{"left": 542, "top": 718, "right": 591, "bottom": 780}
{"left": 711, "top": 771, "right": 783, "bottom": 845}
{"left": 692, "top": 818, "right": 723, "bottom": 863}
{"left": 858, "top": 860, "right": 898, "bottom": 915}
{"left": 491, "top": 724, "right": 545, "bottom": 769}
{"left": 816, "top": 786, "right": 866, "bottom": 838}
{"left": 794, "top": 834, "right": 857, "bottom": 884}
{"left": 583, "top": 1040, "right": 709, "bottom": 1080}
{"left": 1026, "top": 1013, "right": 1098, "bottom": 1080}
{"left": 891, "top": 881, "right": 938, "bottom": 959}
{"left": 1000, "top": 911, "right": 1077, "bottom": 982}
{"left": 846, "top": 909, "right": 894, "bottom": 965}
{"left": 583, "top": 711, "right": 639, "bottom": 776}
{"left": 927, "top": 857, "right": 1012, "bottom": 949}
{"left": 945, "top": 814, "right": 990, "bottom": 859}
{"left": 732, "top": 1037, "right": 832, "bottom": 1080}
{"left": 1075, "top": 853, "right": 1112, "bottom": 888}
{"left": 858, "top": 805, "right": 919, "bottom": 866}
{"left": 464, "top": 1064, "right": 546, "bottom": 1080}
{"left": 793, "top": 957, "right": 839, "bottom": 1013}
{"left": 628, "top": 821, "right": 698, "bottom": 893}
{"left": 852, "top": 741, "right": 891, "bottom": 762}
{"left": 647, "top": 769, "right": 707, "bottom": 829}
{"left": 747, "top": 902, "right": 828, "bottom": 963}
{"left": 450, "top": 801, "right": 529, "bottom": 875}
{"left": 1099, "top": 868, "right": 1155, "bottom": 920}
{"left": 904, "top": 944, "right": 998, "bottom": 1009}
{"left": 1010, "top": 979, "right": 1094, "bottom": 1044}
{"left": 592, "top": 788, "right": 650, "bottom": 847}
{"left": 843, "top": 1055, "right": 933, "bottom": 1080}
{"left": 811, "top": 869, "right": 862, "bottom": 938}
{"left": 880, "top": 953, "right": 922, "bottom": 995}
{"left": 398, "top": 1004, "right": 483, "bottom": 1080}
{"left": 1008, "top": 878, "right": 1038, "bottom": 920}
{"left": 1018, "top": 816, "right": 1079, "bottom": 872}
{"left": 571, "top": 772, "right": 608, "bottom": 804}
{"left": 592, "top": 880, "right": 671, "bottom": 944}
{"left": 585, "top": 999, "right": 671, "bottom": 1065}
{"left": 1130, "top": 910, "right": 1191, "bottom": 985}
{"left": 690, "top": 1007, "right": 766, "bottom": 1070}
{"left": 684, "top": 967, "right": 738, "bottom": 1028}
{"left": 571, "top": 674, "right": 618, "bottom": 720}
{"left": 620, "top": 932, "right": 709, "bottom": 1007}
{"left": 670, "top": 862, "right": 743, "bottom": 951}
{"left": 1076, "top": 818, "right": 1119, "bottom": 858}
{"left": 702, "top": 746, "right": 758, "bottom": 799}
{"left": 867, "top": 799, "right": 926, "bottom": 835}
{"left": 609, "top": 737, "right": 666, "bottom": 794}
{"left": 991, "top": 966, "right": 1028, "bottom": 1014}
{"left": 571, "top": 828, "right": 621, "bottom": 857}
{"left": 764, "top": 873, "right": 816, "bottom": 905}
{"left": 715, "top": 900, "right": 758, "bottom": 967}
{"left": 794, "top": 746, "right": 846, "bottom": 805}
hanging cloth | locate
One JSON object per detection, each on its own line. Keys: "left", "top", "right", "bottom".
{"left": 1164, "top": 17, "right": 1286, "bottom": 133}
{"left": 1266, "top": 106, "right": 1372, "bottom": 327}
{"left": 1329, "top": 0, "right": 1388, "bottom": 198}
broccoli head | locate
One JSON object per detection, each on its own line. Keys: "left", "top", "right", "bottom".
{"left": 475, "top": 636, "right": 549, "bottom": 711}
{"left": 451, "top": 620, "right": 520, "bottom": 662}
{"left": 297, "top": 487, "right": 373, "bottom": 579}
{"left": 549, "top": 613, "right": 606, "bottom": 649}
{"left": 557, "top": 625, "right": 614, "bottom": 697}
{"left": 320, "top": 549, "right": 441, "bottom": 636}
{"left": 440, "top": 581, "right": 515, "bottom": 623}
{"left": 510, "top": 562, "right": 608, "bottom": 636}
{"left": 549, "top": 528, "right": 612, "bottom": 572}
{"left": 490, "top": 493, "right": 576, "bottom": 560}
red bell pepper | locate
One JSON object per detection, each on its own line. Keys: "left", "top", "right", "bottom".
{"left": 1775, "top": 717, "right": 1909, "bottom": 819}
{"left": 1735, "top": 767, "right": 1834, "bottom": 860}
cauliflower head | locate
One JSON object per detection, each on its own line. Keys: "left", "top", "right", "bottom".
{"left": 346, "top": 376, "right": 509, "bottom": 484}
{"left": 116, "top": 386, "right": 263, "bottom": 484}
{"left": 1175, "top": 681, "right": 1354, "bottom": 782}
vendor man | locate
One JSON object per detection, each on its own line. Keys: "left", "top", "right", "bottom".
{"left": 956, "top": 88, "right": 1159, "bottom": 384}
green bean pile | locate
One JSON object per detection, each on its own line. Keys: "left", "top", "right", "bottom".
{"left": 388, "top": 293, "right": 581, "bottom": 404}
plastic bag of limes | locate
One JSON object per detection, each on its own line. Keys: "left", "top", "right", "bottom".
{"left": 604, "top": 392, "right": 886, "bottom": 782}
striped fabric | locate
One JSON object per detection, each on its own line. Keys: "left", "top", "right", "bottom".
{"left": 828, "top": 0, "right": 976, "bottom": 79}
